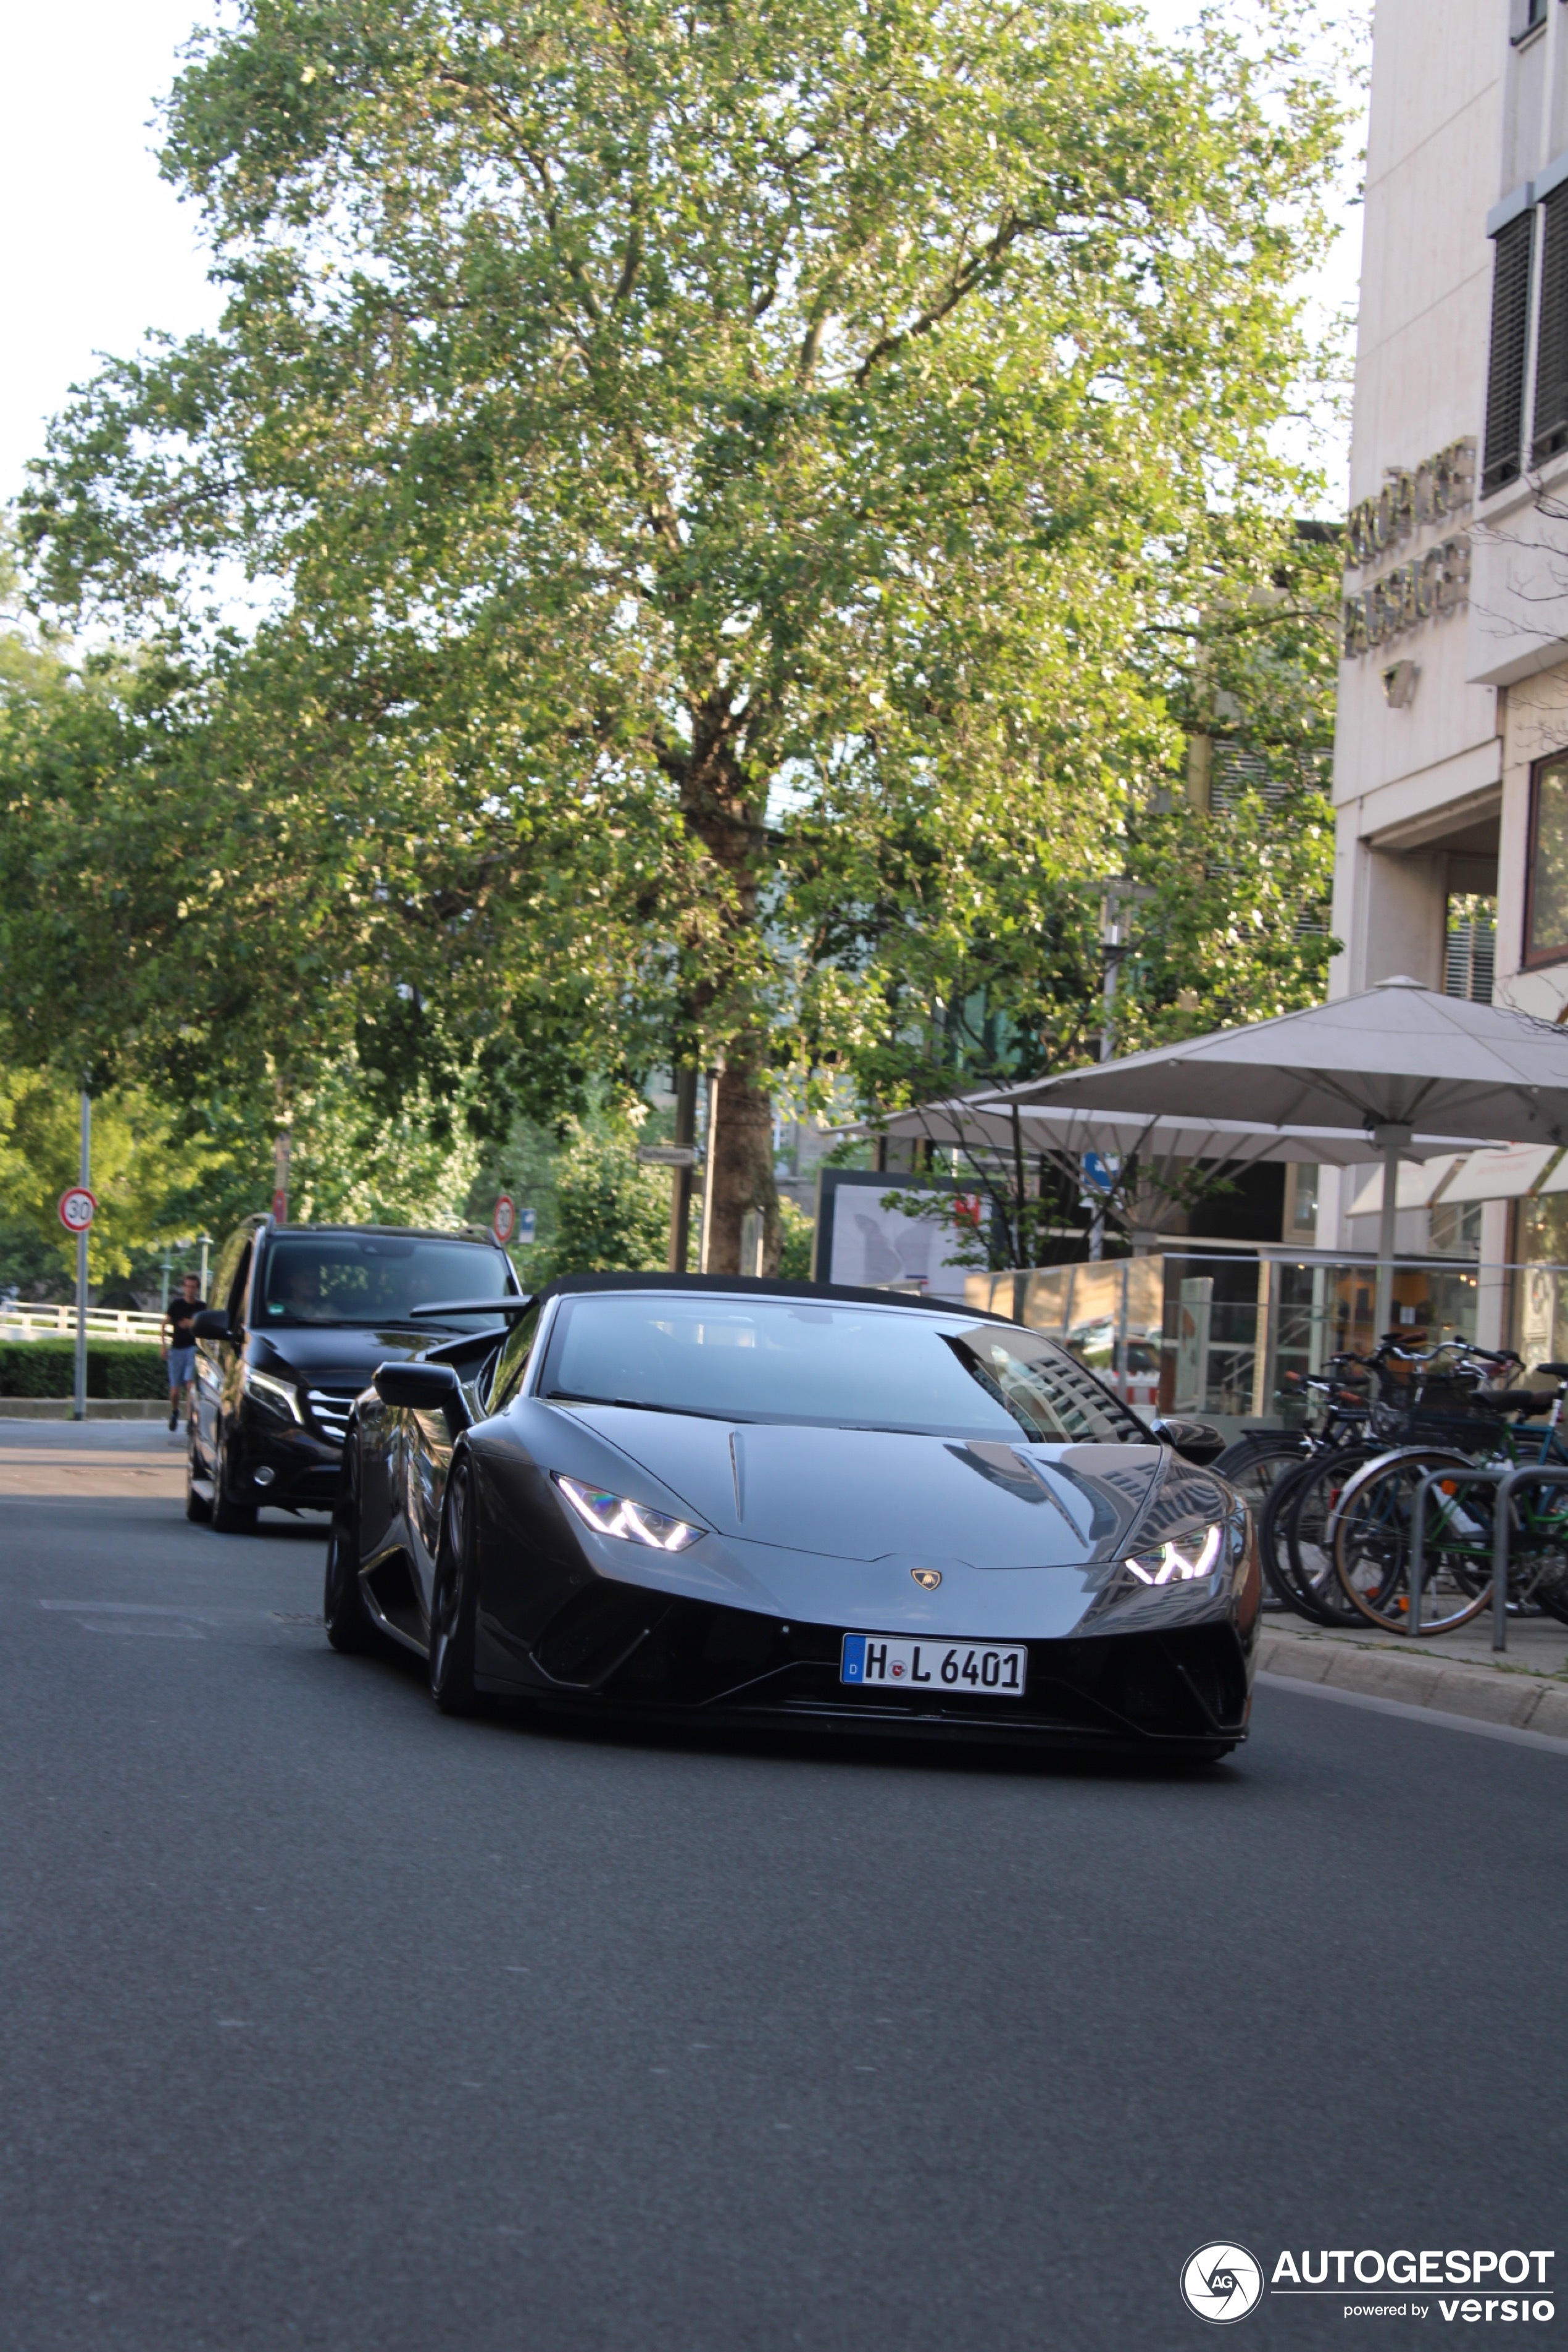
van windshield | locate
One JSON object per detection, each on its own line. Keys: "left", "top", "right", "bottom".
{"left": 259, "top": 1236, "right": 514, "bottom": 1328}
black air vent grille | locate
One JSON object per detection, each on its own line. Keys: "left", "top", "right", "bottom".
{"left": 1484, "top": 209, "right": 1535, "bottom": 494}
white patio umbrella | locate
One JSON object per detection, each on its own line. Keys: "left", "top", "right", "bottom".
{"left": 863, "top": 1087, "right": 1476, "bottom": 1250}
{"left": 988, "top": 976, "right": 1568, "bottom": 1334}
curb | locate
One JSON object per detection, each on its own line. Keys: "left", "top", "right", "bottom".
{"left": 1257, "top": 1625, "right": 1568, "bottom": 1739}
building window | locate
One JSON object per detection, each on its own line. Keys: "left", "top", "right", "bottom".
{"left": 1512, "top": 0, "right": 1548, "bottom": 39}
{"left": 1285, "top": 1164, "right": 1319, "bottom": 1239}
{"left": 1429, "top": 1201, "right": 1483, "bottom": 1259}
{"left": 1445, "top": 892, "right": 1496, "bottom": 1001}
{"left": 1525, "top": 753, "right": 1568, "bottom": 965}
{"left": 1483, "top": 211, "right": 1535, "bottom": 493}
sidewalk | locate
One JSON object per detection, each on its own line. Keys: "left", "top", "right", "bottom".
{"left": 0, "top": 1416, "right": 185, "bottom": 1499}
{"left": 0, "top": 1399, "right": 170, "bottom": 1420}
{"left": 1258, "top": 1606, "right": 1568, "bottom": 1737}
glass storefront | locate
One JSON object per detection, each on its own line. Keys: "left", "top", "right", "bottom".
{"left": 1516, "top": 1198, "right": 1568, "bottom": 1363}
{"left": 1525, "top": 752, "right": 1568, "bottom": 965}
{"left": 965, "top": 1251, "right": 1493, "bottom": 1437}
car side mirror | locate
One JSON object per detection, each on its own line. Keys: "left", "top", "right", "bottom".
{"left": 192, "top": 1309, "right": 233, "bottom": 1341}
{"left": 372, "top": 1361, "right": 472, "bottom": 1431}
{"left": 1149, "top": 1415, "right": 1227, "bottom": 1467}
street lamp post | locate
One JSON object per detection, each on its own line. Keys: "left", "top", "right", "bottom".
{"left": 1088, "top": 882, "right": 1148, "bottom": 1261}
{"left": 666, "top": 1067, "right": 698, "bottom": 1274}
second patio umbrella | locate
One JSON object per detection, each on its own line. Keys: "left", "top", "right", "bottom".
{"left": 991, "top": 977, "right": 1568, "bottom": 1335}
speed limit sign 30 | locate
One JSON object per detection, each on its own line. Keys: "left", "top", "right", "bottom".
{"left": 58, "top": 1187, "right": 97, "bottom": 1233}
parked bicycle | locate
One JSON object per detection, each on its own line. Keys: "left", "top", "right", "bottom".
{"left": 1329, "top": 1356, "right": 1568, "bottom": 1633}
{"left": 1246, "top": 1338, "right": 1528, "bottom": 1628}
{"left": 1212, "top": 1357, "right": 1372, "bottom": 1516}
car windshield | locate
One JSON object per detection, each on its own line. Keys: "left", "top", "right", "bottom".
{"left": 541, "top": 1293, "right": 1145, "bottom": 1443}
{"left": 259, "top": 1236, "right": 515, "bottom": 1328}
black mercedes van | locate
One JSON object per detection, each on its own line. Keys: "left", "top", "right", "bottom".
{"left": 187, "top": 1217, "right": 520, "bottom": 1532}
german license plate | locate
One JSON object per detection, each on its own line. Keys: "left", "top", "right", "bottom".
{"left": 840, "top": 1634, "right": 1028, "bottom": 1697}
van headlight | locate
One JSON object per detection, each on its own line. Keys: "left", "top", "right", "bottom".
{"left": 248, "top": 1368, "right": 302, "bottom": 1423}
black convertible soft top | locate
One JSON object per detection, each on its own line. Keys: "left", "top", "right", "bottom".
{"left": 415, "top": 1267, "right": 1018, "bottom": 1326}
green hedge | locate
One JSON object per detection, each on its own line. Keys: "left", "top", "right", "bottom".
{"left": 0, "top": 1340, "right": 170, "bottom": 1399}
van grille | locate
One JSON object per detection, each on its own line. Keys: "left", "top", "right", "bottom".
{"left": 306, "top": 1389, "right": 357, "bottom": 1446}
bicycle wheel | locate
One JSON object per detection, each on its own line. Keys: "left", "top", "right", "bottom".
{"left": 1497, "top": 1483, "right": 1568, "bottom": 1624}
{"left": 1280, "top": 1445, "right": 1381, "bottom": 1625}
{"left": 1255, "top": 1457, "right": 1323, "bottom": 1619}
{"left": 1331, "top": 1448, "right": 1493, "bottom": 1634}
{"left": 1214, "top": 1433, "right": 1309, "bottom": 1519}
{"left": 1215, "top": 1435, "right": 1310, "bottom": 1612}
{"left": 1533, "top": 1552, "right": 1568, "bottom": 1625}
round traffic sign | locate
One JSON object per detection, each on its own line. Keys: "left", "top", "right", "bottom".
{"left": 59, "top": 1186, "right": 97, "bottom": 1233}
{"left": 493, "top": 1193, "right": 517, "bottom": 1246}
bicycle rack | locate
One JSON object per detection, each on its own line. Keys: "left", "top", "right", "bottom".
{"left": 1408, "top": 1467, "right": 1506, "bottom": 1643}
{"left": 1409, "top": 1461, "right": 1568, "bottom": 1649}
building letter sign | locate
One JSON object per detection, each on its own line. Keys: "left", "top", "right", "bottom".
{"left": 1342, "top": 439, "right": 1474, "bottom": 659}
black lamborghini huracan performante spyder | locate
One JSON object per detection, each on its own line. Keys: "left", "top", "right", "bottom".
{"left": 323, "top": 1274, "right": 1262, "bottom": 1759}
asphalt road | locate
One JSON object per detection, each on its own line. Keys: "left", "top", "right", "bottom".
{"left": 2, "top": 1424, "right": 1565, "bottom": 2352}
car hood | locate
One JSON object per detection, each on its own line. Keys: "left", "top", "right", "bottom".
{"left": 551, "top": 1406, "right": 1169, "bottom": 1569}
{"left": 250, "top": 1324, "right": 435, "bottom": 1382}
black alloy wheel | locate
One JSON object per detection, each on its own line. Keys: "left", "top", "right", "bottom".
{"left": 428, "top": 1458, "right": 482, "bottom": 1717}
{"left": 323, "top": 1440, "right": 377, "bottom": 1655}
{"left": 210, "top": 1429, "right": 257, "bottom": 1535}
{"left": 185, "top": 1428, "right": 212, "bottom": 1524}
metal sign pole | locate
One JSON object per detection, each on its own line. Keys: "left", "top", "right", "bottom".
{"left": 73, "top": 1091, "right": 91, "bottom": 1423}
{"left": 667, "top": 1065, "right": 698, "bottom": 1274}
{"left": 698, "top": 1069, "right": 721, "bottom": 1274}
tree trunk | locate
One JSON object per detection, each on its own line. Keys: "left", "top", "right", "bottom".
{"left": 704, "top": 1059, "right": 780, "bottom": 1275}
{"left": 674, "top": 701, "right": 782, "bottom": 1277}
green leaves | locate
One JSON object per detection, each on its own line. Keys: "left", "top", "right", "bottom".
{"left": 7, "top": 0, "right": 1351, "bottom": 1242}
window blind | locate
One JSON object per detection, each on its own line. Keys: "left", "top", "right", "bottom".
{"left": 1534, "top": 186, "right": 1568, "bottom": 461}
{"left": 1483, "top": 209, "right": 1535, "bottom": 493}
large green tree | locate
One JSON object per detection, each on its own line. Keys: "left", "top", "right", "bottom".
{"left": 17, "top": 0, "right": 1346, "bottom": 1269}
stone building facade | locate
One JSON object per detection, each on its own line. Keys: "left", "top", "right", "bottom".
{"left": 1324, "top": 0, "right": 1568, "bottom": 1343}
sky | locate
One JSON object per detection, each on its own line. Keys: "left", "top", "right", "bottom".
{"left": 0, "top": 1, "right": 1369, "bottom": 518}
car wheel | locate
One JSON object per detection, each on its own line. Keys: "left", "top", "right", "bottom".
{"left": 323, "top": 1443, "right": 377, "bottom": 1655}
{"left": 185, "top": 1429, "right": 212, "bottom": 1524}
{"left": 428, "top": 1459, "right": 482, "bottom": 1717}
{"left": 211, "top": 1432, "right": 257, "bottom": 1535}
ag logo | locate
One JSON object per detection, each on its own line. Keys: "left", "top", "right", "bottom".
{"left": 911, "top": 1568, "right": 942, "bottom": 1591}
{"left": 1180, "top": 2243, "right": 1263, "bottom": 2324}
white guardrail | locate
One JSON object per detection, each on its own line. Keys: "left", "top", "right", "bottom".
{"left": 0, "top": 1304, "right": 165, "bottom": 1344}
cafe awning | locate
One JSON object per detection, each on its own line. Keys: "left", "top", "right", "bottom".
{"left": 1346, "top": 1143, "right": 1566, "bottom": 1216}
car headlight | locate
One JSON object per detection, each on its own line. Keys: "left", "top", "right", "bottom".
{"left": 248, "top": 1368, "right": 303, "bottom": 1423}
{"left": 555, "top": 1474, "right": 704, "bottom": 1553}
{"left": 1124, "top": 1522, "right": 1224, "bottom": 1586}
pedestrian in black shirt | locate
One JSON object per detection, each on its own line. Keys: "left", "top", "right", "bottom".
{"left": 162, "top": 1274, "right": 205, "bottom": 1432}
